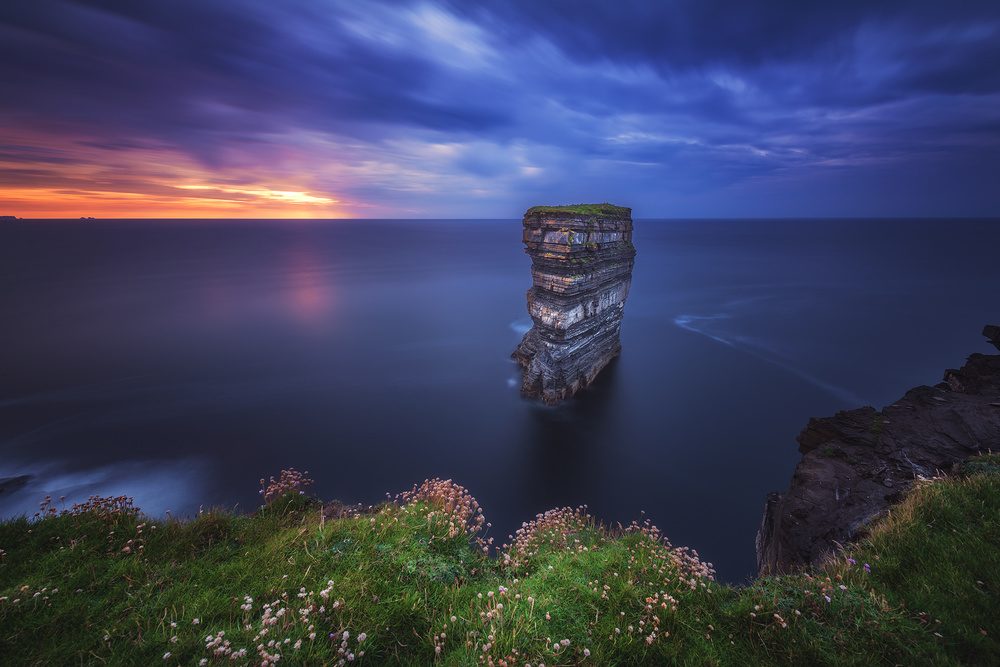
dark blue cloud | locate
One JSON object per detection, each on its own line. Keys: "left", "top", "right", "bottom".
{"left": 1, "top": 0, "right": 998, "bottom": 216}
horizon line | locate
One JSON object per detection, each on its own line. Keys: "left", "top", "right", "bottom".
{"left": 5, "top": 215, "right": 1000, "bottom": 221}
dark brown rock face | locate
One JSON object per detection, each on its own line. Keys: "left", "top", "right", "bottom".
{"left": 756, "top": 326, "right": 1000, "bottom": 575}
{"left": 512, "top": 204, "right": 636, "bottom": 405}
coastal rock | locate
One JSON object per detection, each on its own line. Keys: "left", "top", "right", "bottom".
{"left": 756, "top": 326, "right": 1000, "bottom": 575}
{"left": 512, "top": 204, "right": 636, "bottom": 405}
{"left": 0, "top": 475, "right": 31, "bottom": 495}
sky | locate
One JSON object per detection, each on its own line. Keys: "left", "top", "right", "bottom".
{"left": 2, "top": 0, "right": 999, "bottom": 219}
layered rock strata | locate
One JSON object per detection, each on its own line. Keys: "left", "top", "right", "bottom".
{"left": 512, "top": 204, "right": 636, "bottom": 405}
{"left": 756, "top": 326, "right": 1000, "bottom": 575}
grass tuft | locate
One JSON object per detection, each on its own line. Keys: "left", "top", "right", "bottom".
{"left": 525, "top": 203, "right": 631, "bottom": 218}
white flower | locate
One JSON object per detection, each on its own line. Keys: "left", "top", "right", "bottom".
{"left": 163, "top": 652, "right": 171, "bottom": 660}
{"left": 358, "top": 633, "right": 367, "bottom": 642}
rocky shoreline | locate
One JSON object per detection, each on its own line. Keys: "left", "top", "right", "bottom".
{"left": 756, "top": 325, "right": 1000, "bottom": 575}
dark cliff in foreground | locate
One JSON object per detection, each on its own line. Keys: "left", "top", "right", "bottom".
{"left": 512, "top": 204, "right": 636, "bottom": 405}
{"left": 757, "top": 325, "right": 1000, "bottom": 575}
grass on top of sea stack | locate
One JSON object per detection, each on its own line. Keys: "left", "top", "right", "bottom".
{"left": 1, "top": 454, "right": 998, "bottom": 666}
{"left": 525, "top": 203, "right": 631, "bottom": 218}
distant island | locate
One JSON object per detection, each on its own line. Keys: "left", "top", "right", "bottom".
{"left": 0, "top": 215, "right": 18, "bottom": 220}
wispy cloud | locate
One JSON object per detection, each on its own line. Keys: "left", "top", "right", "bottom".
{"left": 1, "top": 0, "right": 998, "bottom": 217}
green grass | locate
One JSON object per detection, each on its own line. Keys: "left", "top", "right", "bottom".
{"left": 525, "top": 203, "right": 631, "bottom": 218}
{"left": 2, "top": 455, "right": 998, "bottom": 665}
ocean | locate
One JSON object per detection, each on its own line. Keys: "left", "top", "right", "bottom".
{"left": 1, "top": 217, "right": 997, "bottom": 582}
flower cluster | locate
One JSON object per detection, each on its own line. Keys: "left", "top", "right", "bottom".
{"left": 35, "top": 494, "right": 139, "bottom": 522}
{"left": 259, "top": 468, "right": 313, "bottom": 505}
{"left": 501, "top": 506, "right": 597, "bottom": 569}
{"left": 174, "top": 580, "right": 368, "bottom": 666}
{"left": 445, "top": 581, "right": 592, "bottom": 667}
{"left": 395, "top": 478, "right": 487, "bottom": 540}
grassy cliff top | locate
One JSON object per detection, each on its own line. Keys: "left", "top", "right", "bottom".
{"left": 525, "top": 203, "right": 631, "bottom": 217}
{"left": 2, "top": 454, "right": 998, "bottom": 665}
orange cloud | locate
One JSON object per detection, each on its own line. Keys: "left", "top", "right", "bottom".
{"left": 0, "top": 130, "right": 359, "bottom": 218}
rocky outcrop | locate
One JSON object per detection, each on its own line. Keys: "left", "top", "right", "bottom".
{"left": 757, "top": 326, "right": 1000, "bottom": 575}
{"left": 512, "top": 204, "right": 636, "bottom": 405}
{"left": 0, "top": 475, "right": 30, "bottom": 495}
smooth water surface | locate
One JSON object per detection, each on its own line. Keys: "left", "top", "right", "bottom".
{"left": 1, "top": 218, "right": 997, "bottom": 581}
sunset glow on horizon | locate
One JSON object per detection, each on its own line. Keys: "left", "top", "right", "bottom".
{"left": 1, "top": 129, "right": 362, "bottom": 218}
{"left": 2, "top": 1, "right": 998, "bottom": 219}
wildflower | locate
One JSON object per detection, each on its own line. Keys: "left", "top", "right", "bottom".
{"left": 170, "top": 636, "right": 178, "bottom": 643}
{"left": 584, "top": 649, "right": 590, "bottom": 657}
{"left": 560, "top": 639, "right": 570, "bottom": 646}
{"left": 824, "top": 595, "right": 831, "bottom": 602}
{"left": 358, "top": 633, "right": 367, "bottom": 642}
{"left": 343, "top": 631, "right": 349, "bottom": 641}
{"left": 170, "top": 622, "right": 177, "bottom": 628}
{"left": 847, "top": 558, "right": 855, "bottom": 565}
{"left": 839, "top": 585, "right": 847, "bottom": 590}
{"left": 451, "top": 616, "right": 457, "bottom": 623}
{"left": 163, "top": 653, "right": 171, "bottom": 660}
{"left": 200, "top": 660, "right": 208, "bottom": 666}
{"left": 864, "top": 563, "right": 871, "bottom": 573}
{"left": 193, "top": 618, "right": 200, "bottom": 625}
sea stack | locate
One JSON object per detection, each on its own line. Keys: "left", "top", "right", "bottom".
{"left": 512, "top": 204, "right": 636, "bottom": 405}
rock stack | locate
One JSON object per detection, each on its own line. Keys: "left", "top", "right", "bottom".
{"left": 512, "top": 204, "right": 636, "bottom": 405}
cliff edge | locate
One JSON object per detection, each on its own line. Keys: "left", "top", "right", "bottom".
{"left": 512, "top": 204, "right": 636, "bottom": 405}
{"left": 757, "top": 325, "right": 1000, "bottom": 575}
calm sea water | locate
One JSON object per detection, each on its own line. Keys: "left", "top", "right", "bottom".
{"left": 1, "top": 218, "right": 997, "bottom": 582}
